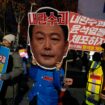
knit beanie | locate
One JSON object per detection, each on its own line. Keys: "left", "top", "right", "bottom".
{"left": 3, "top": 34, "right": 15, "bottom": 43}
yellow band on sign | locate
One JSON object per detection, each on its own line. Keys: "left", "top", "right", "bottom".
{"left": 82, "top": 45, "right": 103, "bottom": 52}
{"left": 82, "top": 45, "right": 94, "bottom": 51}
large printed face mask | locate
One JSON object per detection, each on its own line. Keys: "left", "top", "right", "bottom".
{"left": 28, "top": 7, "right": 69, "bottom": 69}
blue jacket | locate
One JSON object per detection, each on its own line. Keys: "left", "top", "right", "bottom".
{"left": 28, "top": 65, "right": 64, "bottom": 105}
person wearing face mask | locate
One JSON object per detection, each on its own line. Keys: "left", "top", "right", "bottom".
{"left": 28, "top": 7, "right": 73, "bottom": 105}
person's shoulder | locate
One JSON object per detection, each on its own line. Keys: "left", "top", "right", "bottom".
{"left": 30, "top": 64, "right": 38, "bottom": 70}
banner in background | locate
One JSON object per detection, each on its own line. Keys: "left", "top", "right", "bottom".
{"left": 69, "top": 12, "right": 105, "bottom": 52}
{"left": 0, "top": 46, "right": 10, "bottom": 91}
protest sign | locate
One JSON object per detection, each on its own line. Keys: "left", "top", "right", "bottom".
{"left": 0, "top": 46, "right": 10, "bottom": 91}
{"left": 69, "top": 12, "right": 105, "bottom": 52}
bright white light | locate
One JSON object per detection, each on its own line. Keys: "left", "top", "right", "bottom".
{"left": 89, "top": 51, "right": 95, "bottom": 61}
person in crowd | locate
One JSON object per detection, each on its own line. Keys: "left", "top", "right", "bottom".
{"left": 13, "top": 46, "right": 30, "bottom": 105}
{"left": 82, "top": 52, "right": 104, "bottom": 105}
{"left": 0, "top": 34, "right": 24, "bottom": 105}
{"left": 100, "top": 43, "right": 105, "bottom": 103}
{"left": 27, "top": 7, "right": 73, "bottom": 105}
{"left": 81, "top": 51, "right": 90, "bottom": 72}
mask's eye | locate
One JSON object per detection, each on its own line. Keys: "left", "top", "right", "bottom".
{"left": 34, "top": 32, "right": 44, "bottom": 41}
{"left": 51, "top": 34, "right": 60, "bottom": 42}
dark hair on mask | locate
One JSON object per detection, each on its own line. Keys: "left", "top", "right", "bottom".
{"left": 29, "top": 7, "right": 68, "bottom": 41}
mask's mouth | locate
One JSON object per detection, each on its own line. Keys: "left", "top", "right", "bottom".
{"left": 37, "top": 60, "right": 56, "bottom": 70}
{"left": 32, "top": 55, "right": 56, "bottom": 70}
{"left": 41, "top": 54, "right": 54, "bottom": 59}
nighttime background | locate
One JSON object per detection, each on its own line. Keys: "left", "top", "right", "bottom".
{"left": 0, "top": 0, "right": 77, "bottom": 46}
{"left": 0, "top": 1, "right": 105, "bottom": 105}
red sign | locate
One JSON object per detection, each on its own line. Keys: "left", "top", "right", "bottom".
{"left": 28, "top": 11, "right": 69, "bottom": 26}
{"left": 69, "top": 12, "right": 105, "bottom": 52}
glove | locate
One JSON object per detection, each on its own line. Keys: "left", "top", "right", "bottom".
{"left": 1, "top": 73, "right": 10, "bottom": 80}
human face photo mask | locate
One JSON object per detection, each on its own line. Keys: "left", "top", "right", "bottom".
{"left": 28, "top": 7, "right": 69, "bottom": 69}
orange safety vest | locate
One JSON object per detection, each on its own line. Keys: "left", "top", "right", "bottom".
{"left": 86, "top": 61, "right": 103, "bottom": 105}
